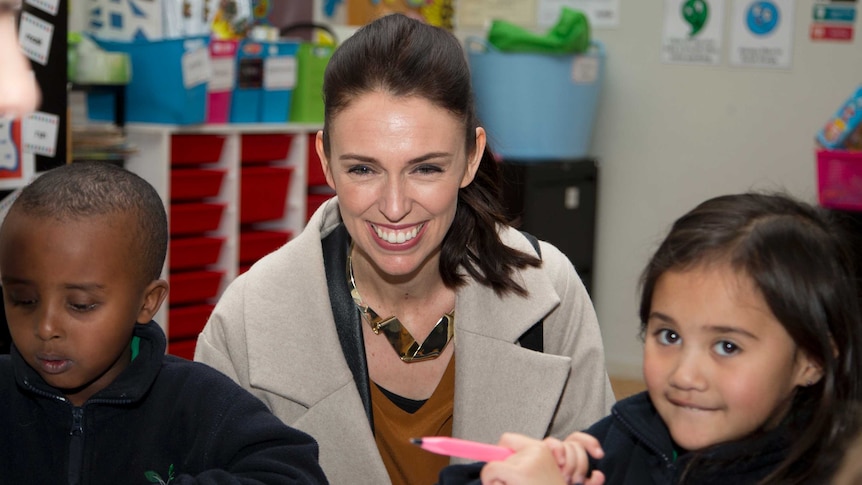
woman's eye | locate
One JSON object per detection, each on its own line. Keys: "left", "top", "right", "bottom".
{"left": 415, "top": 164, "right": 443, "bottom": 175}
{"left": 714, "top": 340, "right": 740, "bottom": 356}
{"left": 347, "top": 165, "right": 374, "bottom": 176}
{"left": 656, "top": 328, "right": 681, "bottom": 345}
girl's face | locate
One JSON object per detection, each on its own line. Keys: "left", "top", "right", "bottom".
{"left": 317, "top": 90, "right": 483, "bottom": 279}
{"left": 643, "top": 264, "right": 823, "bottom": 452}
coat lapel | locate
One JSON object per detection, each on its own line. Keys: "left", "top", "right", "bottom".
{"left": 452, "top": 230, "right": 573, "bottom": 447}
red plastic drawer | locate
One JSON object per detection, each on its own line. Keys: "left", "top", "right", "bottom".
{"left": 168, "top": 303, "right": 215, "bottom": 340}
{"left": 307, "top": 133, "right": 328, "bottom": 186}
{"left": 169, "top": 270, "right": 224, "bottom": 305}
{"left": 169, "top": 236, "right": 225, "bottom": 270}
{"left": 171, "top": 135, "right": 226, "bottom": 165}
{"left": 306, "top": 193, "right": 334, "bottom": 221}
{"left": 170, "top": 168, "right": 226, "bottom": 201}
{"left": 169, "top": 203, "right": 225, "bottom": 236}
{"left": 240, "top": 166, "right": 293, "bottom": 223}
{"left": 241, "top": 134, "right": 293, "bottom": 163}
{"left": 167, "top": 338, "right": 197, "bottom": 360}
{"left": 239, "top": 230, "right": 291, "bottom": 264}
{"left": 239, "top": 264, "right": 252, "bottom": 275}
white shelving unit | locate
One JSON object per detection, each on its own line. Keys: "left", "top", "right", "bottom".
{"left": 123, "top": 123, "right": 323, "bottom": 353}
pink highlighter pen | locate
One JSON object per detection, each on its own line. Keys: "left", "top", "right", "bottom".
{"left": 411, "top": 436, "right": 514, "bottom": 462}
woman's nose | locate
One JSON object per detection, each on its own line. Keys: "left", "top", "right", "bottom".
{"left": 378, "top": 176, "right": 411, "bottom": 222}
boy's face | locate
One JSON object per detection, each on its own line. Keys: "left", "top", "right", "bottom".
{"left": 642, "top": 264, "right": 822, "bottom": 452}
{"left": 0, "top": 210, "right": 166, "bottom": 407}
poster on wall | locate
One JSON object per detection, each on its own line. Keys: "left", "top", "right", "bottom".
{"left": 0, "top": 118, "right": 35, "bottom": 190}
{"left": 810, "top": 1, "right": 856, "bottom": 42}
{"left": 729, "top": 0, "right": 796, "bottom": 69}
{"left": 661, "top": 0, "right": 725, "bottom": 65}
{"left": 538, "top": 0, "right": 620, "bottom": 28}
{"left": 457, "top": 0, "right": 537, "bottom": 29}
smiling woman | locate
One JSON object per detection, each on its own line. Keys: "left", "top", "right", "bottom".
{"left": 195, "top": 13, "right": 615, "bottom": 485}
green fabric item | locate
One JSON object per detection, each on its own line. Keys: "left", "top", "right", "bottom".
{"left": 487, "top": 7, "right": 590, "bottom": 54}
{"left": 131, "top": 335, "right": 141, "bottom": 361}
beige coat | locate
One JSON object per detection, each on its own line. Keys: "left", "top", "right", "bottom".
{"left": 195, "top": 198, "right": 615, "bottom": 485}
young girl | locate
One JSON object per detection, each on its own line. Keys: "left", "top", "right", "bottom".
{"left": 440, "top": 192, "right": 862, "bottom": 485}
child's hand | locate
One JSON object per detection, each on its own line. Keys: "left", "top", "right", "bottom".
{"left": 544, "top": 432, "right": 605, "bottom": 484}
{"left": 479, "top": 432, "right": 605, "bottom": 485}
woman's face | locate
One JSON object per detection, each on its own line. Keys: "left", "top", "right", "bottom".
{"left": 317, "top": 90, "right": 484, "bottom": 279}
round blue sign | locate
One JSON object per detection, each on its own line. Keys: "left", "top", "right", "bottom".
{"left": 746, "top": 1, "right": 780, "bottom": 36}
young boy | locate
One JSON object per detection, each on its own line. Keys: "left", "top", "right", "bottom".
{"left": 0, "top": 162, "right": 329, "bottom": 484}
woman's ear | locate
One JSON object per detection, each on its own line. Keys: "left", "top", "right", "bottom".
{"left": 460, "top": 127, "right": 485, "bottom": 188}
{"left": 137, "top": 279, "right": 169, "bottom": 324}
{"left": 316, "top": 130, "right": 336, "bottom": 190}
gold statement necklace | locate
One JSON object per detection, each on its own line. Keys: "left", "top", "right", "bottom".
{"left": 347, "top": 246, "right": 454, "bottom": 363}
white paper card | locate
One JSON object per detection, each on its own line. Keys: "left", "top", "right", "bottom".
{"left": 538, "top": 0, "right": 621, "bottom": 28}
{"left": 18, "top": 12, "right": 54, "bottom": 66}
{"left": 22, "top": 112, "right": 59, "bottom": 158}
{"left": 661, "top": 0, "right": 725, "bottom": 65}
{"left": 182, "top": 47, "right": 210, "bottom": 89}
{"left": 25, "top": 0, "right": 60, "bottom": 16}
{"left": 729, "top": 0, "right": 796, "bottom": 69}
{"left": 264, "top": 57, "right": 297, "bottom": 90}
{"left": 571, "top": 56, "right": 600, "bottom": 83}
{"left": 0, "top": 119, "right": 18, "bottom": 171}
{"left": 208, "top": 57, "right": 236, "bottom": 92}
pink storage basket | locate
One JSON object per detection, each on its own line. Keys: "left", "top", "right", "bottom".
{"left": 817, "top": 149, "right": 862, "bottom": 211}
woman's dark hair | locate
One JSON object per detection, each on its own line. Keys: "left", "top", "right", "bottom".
{"left": 639, "top": 192, "right": 862, "bottom": 483}
{"left": 321, "top": 13, "right": 539, "bottom": 296}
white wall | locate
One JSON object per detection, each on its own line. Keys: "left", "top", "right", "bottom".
{"left": 589, "top": 0, "right": 862, "bottom": 378}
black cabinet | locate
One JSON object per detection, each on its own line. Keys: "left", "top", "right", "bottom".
{"left": 499, "top": 159, "right": 598, "bottom": 295}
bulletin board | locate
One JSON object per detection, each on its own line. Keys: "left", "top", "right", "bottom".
{"left": 346, "top": 0, "right": 455, "bottom": 29}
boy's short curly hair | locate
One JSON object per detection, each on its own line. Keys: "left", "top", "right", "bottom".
{"left": 7, "top": 162, "right": 167, "bottom": 282}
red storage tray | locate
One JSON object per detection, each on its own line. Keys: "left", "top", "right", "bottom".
{"left": 817, "top": 149, "right": 862, "bottom": 211}
{"left": 167, "top": 338, "right": 197, "bottom": 360}
{"left": 170, "top": 203, "right": 225, "bottom": 236}
{"left": 169, "top": 236, "right": 225, "bottom": 270}
{"left": 239, "top": 230, "right": 291, "bottom": 264}
{"left": 239, "top": 264, "right": 252, "bottom": 275}
{"left": 168, "top": 303, "right": 215, "bottom": 340}
{"left": 171, "top": 135, "right": 226, "bottom": 165}
{"left": 240, "top": 166, "right": 293, "bottom": 223}
{"left": 307, "top": 133, "right": 328, "bottom": 186}
{"left": 241, "top": 134, "right": 294, "bottom": 163}
{"left": 170, "top": 168, "right": 226, "bottom": 201}
{"left": 169, "top": 270, "right": 224, "bottom": 305}
{"left": 306, "top": 193, "right": 334, "bottom": 221}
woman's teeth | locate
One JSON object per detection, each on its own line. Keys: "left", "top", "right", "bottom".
{"left": 374, "top": 224, "right": 421, "bottom": 244}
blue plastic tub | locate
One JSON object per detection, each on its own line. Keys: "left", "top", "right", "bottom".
{"left": 231, "top": 40, "right": 299, "bottom": 123}
{"left": 88, "top": 36, "right": 210, "bottom": 125}
{"left": 468, "top": 39, "right": 605, "bottom": 161}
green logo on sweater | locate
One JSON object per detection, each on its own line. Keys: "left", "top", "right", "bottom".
{"left": 144, "top": 464, "right": 175, "bottom": 484}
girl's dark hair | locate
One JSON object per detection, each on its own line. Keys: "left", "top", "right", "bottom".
{"left": 320, "top": 13, "right": 539, "bottom": 296}
{"left": 639, "top": 192, "right": 862, "bottom": 483}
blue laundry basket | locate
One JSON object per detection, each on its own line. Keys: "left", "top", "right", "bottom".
{"left": 468, "top": 39, "right": 605, "bottom": 161}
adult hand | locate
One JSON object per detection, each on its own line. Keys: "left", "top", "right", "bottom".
{"left": 0, "top": 10, "right": 40, "bottom": 119}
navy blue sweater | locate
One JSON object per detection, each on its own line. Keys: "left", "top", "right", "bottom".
{"left": 0, "top": 321, "right": 329, "bottom": 485}
{"left": 438, "top": 392, "right": 795, "bottom": 485}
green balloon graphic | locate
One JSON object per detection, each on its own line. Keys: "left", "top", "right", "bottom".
{"left": 682, "top": 0, "right": 709, "bottom": 37}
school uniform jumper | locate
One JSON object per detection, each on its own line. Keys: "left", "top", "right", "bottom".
{"left": 195, "top": 197, "right": 616, "bottom": 485}
{"left": 0, "top": 321, "right": 328, "bottom": 485}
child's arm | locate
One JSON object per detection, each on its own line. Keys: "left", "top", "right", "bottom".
{"left": 479, "top": 432, "right": 605, "bottom": 485}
